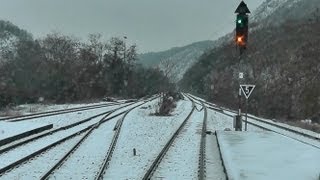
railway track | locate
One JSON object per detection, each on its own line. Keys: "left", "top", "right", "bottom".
{"left": 0, "top": 101, "right": 123, "bottom": 122}
{"left": 0, "top": 101, "right": 137, "bottom": 151}
{"left": 142, "top": 98, "right": 196, "bottom": 180}
{"left": 185, "top": 93, "right": 320, "bottom": 149}
{"left": 198, "top": 102, "right": 208, "bottom": 180}
{"left": 41, "top": 97, "right": 156, "bottom": 180}
{"left": 0, "top": 96, "right": 157, "bottom": 179}
{"left": 185, "top": 93, "right": 228, "bottom": 180}
{"left": 95, "top": 109, "right": 134, "bottom": 179}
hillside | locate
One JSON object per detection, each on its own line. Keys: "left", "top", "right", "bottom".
{"left": 180, "top": 0, "right": 320, "bottom": 122}
{"left": 138, "top": 40, "right": 215, "bottom": 82}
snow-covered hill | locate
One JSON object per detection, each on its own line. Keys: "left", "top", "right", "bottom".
{"left": 139, "top": 0, "right": 320, "bottom": 83}
{"left": 181, "top": 0, "right": 320, "bottom": 122}
{"left": 251, "top": 0, "right": 319, "bottom": 26}
{"left": 138, "top": 40, "right": 216, "bottom": 82}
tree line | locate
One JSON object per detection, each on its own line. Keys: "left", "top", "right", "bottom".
{"left": 0, "top": 28, "right": 174, "bottom": 107}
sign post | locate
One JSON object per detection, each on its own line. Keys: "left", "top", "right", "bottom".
{"left": 240, "top": 84, "right": 255, "bottom": 131}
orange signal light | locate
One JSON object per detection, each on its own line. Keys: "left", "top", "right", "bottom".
{"left": 237, "top": 36, "right": 243, "bottom": 43}
{"left": 236, "top": 36, "right": 245, "bottom": 46}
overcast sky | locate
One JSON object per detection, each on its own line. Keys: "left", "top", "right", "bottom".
{"left": 0, "top": 0, "right": 264, "bottom": 52}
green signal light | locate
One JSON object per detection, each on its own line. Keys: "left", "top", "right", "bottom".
{"left": 237, "top": 19, "right": 242, "bottom": 24}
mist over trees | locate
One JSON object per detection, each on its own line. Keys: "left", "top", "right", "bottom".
{"left": 0, "top": 20, "right": 173, "bottom": 107}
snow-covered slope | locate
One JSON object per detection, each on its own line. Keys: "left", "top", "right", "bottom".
{"left": 138, "top": 40, "right": 216, "bottom": 82}
{"left": 251, "top": 0, "right": 319, "bottom": 26}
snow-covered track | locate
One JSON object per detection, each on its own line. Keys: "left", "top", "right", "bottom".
{"left": 39, "top": 126, "right": 96, "bottom": 180}
{"left": 0, "top": 99, "right": 149, "bottom": 177}
{"left": 185, "top": 93, "right": 320, "bottom": 149}
{"left": 0, "top": 102, "right": 123, "bottom": 122}
{"left": 198, "top": 102, "right": 208, "bottom": 180}
{"left": 142, "top": 101, "right": 196, "bottom": 180}
{"left": 215, "top": 109, "right": 320, "bottom": 149}
{"left": 0, "top": 102, "right": 134, "bottom": 152}
{"left": 183, "top": 93, "right": 209, "bottom": 180}
{"left": 0, "top": 124, "right": 93, "bottom": 176}
{"left": 39, "top": 96, "right": 157, "bottom": 180}
{"left": 96, "top": 107, "right": 142, "bottom": 179}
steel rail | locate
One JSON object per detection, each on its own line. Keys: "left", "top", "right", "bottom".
{"left": 0, "top": 99, "right": 148, "bottom": 177}
{"left": 198, "top": 102, "right": 208, "bottom": 180}
{"left": 0, "top": 101, "right": 136, "bottom": 152}
{"left": 2, "top": 102, "right": 123, "bottom": 122}
{"left": 142, "top": 101, "right": 196, "bottom": 180}
{"left": 41, "top": 96, "right": 158, "bottom": 180}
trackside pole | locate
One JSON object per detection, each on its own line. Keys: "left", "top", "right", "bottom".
{"left": 245, "top": 98, "right": 248, "bottom": 131}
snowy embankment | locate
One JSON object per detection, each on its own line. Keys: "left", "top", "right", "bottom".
{"left": 104, "top": 99, "right": 193, "bottom": 179}
{"left": 217, "top": 131, "right": 320, "bottom": 180}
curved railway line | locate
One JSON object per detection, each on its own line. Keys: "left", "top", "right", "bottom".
{"left": 1, "top": 93, "right": 317, "bottom": 179}
{"left": 0, "top": 101, "right": 136, "bottom": 152}
{"left": 142, "top": 99, "right": 196, "bottom": 180}
{"left": 185, "top": 93, "right": 320, "bottom": 149}
{"left": 184, "top": 93, "right": 227, "bottom": 180}
{"left": 0, "top": 97, "right": 157, "bottom": 179}
{"left": 0, "top": 101, "right": 122, "bottom": 122}
{"left": 95, "top": 109, "right": 132, "bottom": 179}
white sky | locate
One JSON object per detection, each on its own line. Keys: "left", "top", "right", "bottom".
{"left": 0, "top": 0, "right": 264, "bottom": 53}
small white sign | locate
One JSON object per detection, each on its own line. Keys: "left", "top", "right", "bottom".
{"left": 240, "top": 84, "right": 255, "bottom": 99}
{"left": 239, "top": 72, "right": 244, "bottom": 79}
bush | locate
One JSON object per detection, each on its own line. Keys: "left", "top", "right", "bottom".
{"left": 155, "top": 93, "right": 177, "bottom": 116}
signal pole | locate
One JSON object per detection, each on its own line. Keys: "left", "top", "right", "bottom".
{"left": 234, "top": 1, "right": 250, "bottom": 131}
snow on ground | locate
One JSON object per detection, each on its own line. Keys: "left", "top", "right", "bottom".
{"left": 248, "top": 114, "right": 320, "bottom": 139}
{"left": 206, "top": 109, "right": 262, "bottom": 132}
{"left": 152, "top": 108, "right": 203, "bottom": 179}
{"left": 0, "top": 121, "right": 51, "bottom": 141}
{"left": 104, "top": 99, "right": 193, "bottom": 179}
{"left": 6, "top": 106, "right": 115, "bottom": 129}
{"left": 0, "top": 115, "right": 103, "bottom": 169}
{"left": 50, "top": 117, "right": 120, "bottom": 179}
{"left": 0, "top": 132, "right": 86, "bottom": 180}
{"left": 223, "top": 110, "right": 319, "bottom": 139}
{"left": 217, "top": 131, "right": 320, "bottom": 180}
{"left": 0, "top": 100, "right": 147, "bottom": 178}
{"left": 205, "top": 133, "right": 226, "bottom": 180}
{"left": 204, "top": 110, "right": 227, "bottom": 180}
{"left": 207, "top": 110, "right": 233, "bottom": 131}
{"left": 0, "top": 101, "right": 112, "bottom": 117}
{"left": 247, "top": 118, "right": 320, "bottom": 148}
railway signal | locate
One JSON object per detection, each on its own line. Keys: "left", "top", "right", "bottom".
{"left": 235, "top": 1, "right": 250, "bottom": 53}
{"left": 234, "top": 1, "right": 251, "bottom": 131}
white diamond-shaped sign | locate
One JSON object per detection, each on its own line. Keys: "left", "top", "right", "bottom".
{"left": 240, "top": 84, "right": 255, "bottom": 99}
